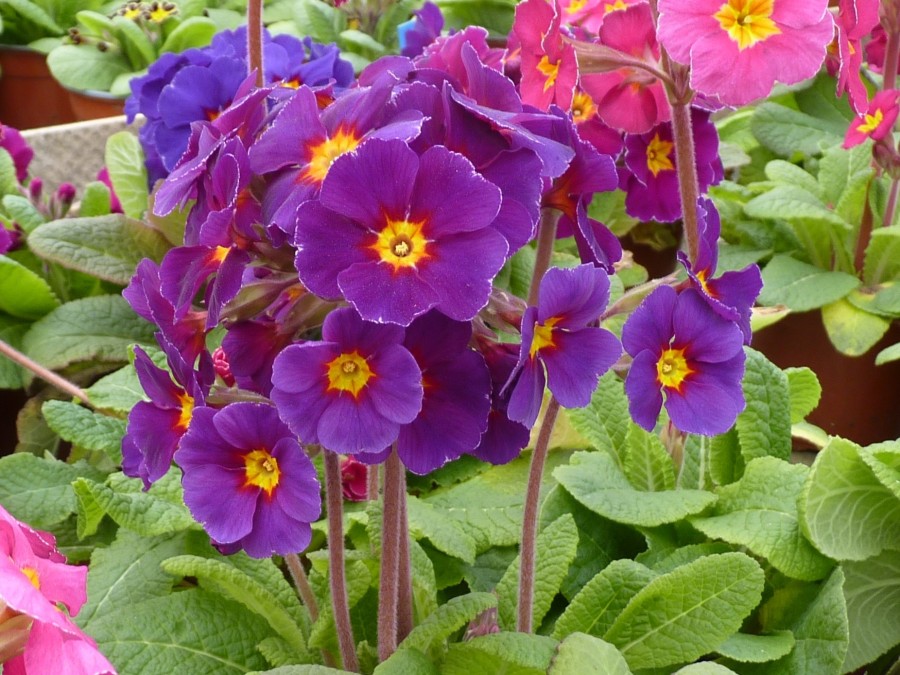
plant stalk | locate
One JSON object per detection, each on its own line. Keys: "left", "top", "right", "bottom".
{"left": 0, "top": 338, "right": 92, "bottom": 406}
{"left": 884, "top": 25, "right": 900, "bottom": 91}
{"left": 668, "top": 100, "right": 702, "bottom": 265}
{"left": 884, "top": 177, "right": 899, "bottom": 228}
{"left": 528, "top": 209, "right": 561, "bottom": 306}
{"left": 516, "top": 396, "right": 560, "bottom": 633}
{"left": 378, "top": 448, "right": 403, "bottom": 661}
{"left": 246, "top": 0, "right": 264, "bottom": 87}
{"left": 324, "top": 451, "right": 359, "bottom": 673}
{"left": 285, "top": 553, "right": 338, "bottom": 668}
{"left": 396, "top": 479, "right": 413, "bottom": 643}
{"left": 855, "top": 180, "right": 876, "bottom": 273}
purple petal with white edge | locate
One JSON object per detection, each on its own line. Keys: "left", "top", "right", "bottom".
{"left": 542, "top": 328, "right": 621, "bottom": 408}
{"left": 122, "top": 402, "right": 184, "bottom": 486}
{"left": 294, "top": 200, "right": 372, "bottom": 300}
{"left": 625, "top": 350, "right": 665, "bottom": 431}
{"left": 365, "top": 344, "right": 424, "bottom": 424}
{"left": 271, "top": 342, "right": 337, "bottom": 394}
{"left": 271, "top": 437, "right": 322, "bottom": 522}
{"left": 271, "top": 383, "right": 333, "bottom": 446}
{"left": 249, "top": 86, "right": 326, "bottom": 173}
{"left": 471, "top": 410, "right": 530, "bottom": 465}
{"left": 321, "top": 306, "right": 406, "bottom": 354}
{"left": 355, "top": 447, "right": 392, "bottom": 465}
{"left": 664, "top": 353, "right": 746, "bottom": 435}
{"left": 410, "top": 146, "right": 501, "bottom": 236}
{"left": 621, "top": 285, "right": 676, "bottom": 357}
{"left": 397, "top": 415, "right": 465, "bottom": 475}
{"left": 320, "top": 138, "right": 418, "bottom": 225}
{"left": 159, "top": 246, "right": 220, "bottom": 317}
{"left": 707, "top": 266, "right": 762, "bottom": 344}
{"left": 339, "top": 261, "right": 441, "bottom": 326}
{"left": 537, "top": 264, "right": 610, "bottom": 328}
{"left": 212, "top": 402, "right": 288, "bottom": 453}
{"left": 318, "top": 394, "right": 401, "bottom": 454}
{"left": 404, "top": 310, "right": 473, "bottom": 368}
{"left": 133, "top": 346, "right": 182, "bottom": 409}
{"left": 182, "top": 461, "right": 257, "bottom": 544}
{"left": 572, "top": 211, "right": 623, "bottom": 273}
{"left": 421, "top": 228, "right": 509, "bottom": 321}
{"left": 506, "top": 358, "right": 546, "bottom": 428}
{"left": 242, "top": 499, "right": 313, "bottom": 558}
{"left": 672, "top": 289, "right": 744, "bottom": 364}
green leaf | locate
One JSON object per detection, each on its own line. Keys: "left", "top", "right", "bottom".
{"left": 161, "top": 555, "right": 307, "bottom": 653}
{"left": 649, "top": 542, "right": 735, "bottom": 574}
{"left": 715, "top": 631, "right": 795, "bottom": 663}
{"left": 604, "top": 552, "right": 765, "bottom": 670}
{"left": 79, "top": 181, "right": 112, "bottom": 217}
{"left": 42, "top": 400, "right": 126, "bottom": 464}
{"left": 672, "top": 665, "right": 739, "bottom": 674}
{"left": 709, "top": 428, "right": 741, "bottom": 486}
{"left": 84, "top": 359, "right": 145, "bottom": 412}
{"left": 308, "top": 560, "right": 371, "bottom": 653}
{"left": 292, "top": 0, "right": 343, "bottom": 43}
{"left": 553, "top": 451, "right": 716, "bottom": 527}
{"left": 758, "top": 255, "right": 860, "bottom": 311}
{"left": 496, "top": 514, "right": 578, "bottom": 631}
{"left": 159, "top": 16, "right": 217, "bottom": 53}
{"left": 552, "top": 560, "right": 656, "bottom": 640}
{"left": 88, "top": 588, "right": 271, "bottom": 674}
{"left": 339, "top": 29, "right": 387, "bottom": 60}
{"left": 410, "top": 540, "right": 438, "bottom": 624}
{"left": 764, "top": 160, "right": 822, "bottom": 199}
{"left": 3, "top": 0, "right": 63, "bottom": 36}
{"left": 3, "top": 194, "right": 46, "bottom": 233}
{"left": 374, "top": 648, "right": 439, "bottom": 674}
{"left": 22, "top": 295, "right": 155, "bottom": 370}
{"left": 0, "top": 315, "right": 28, "bottom": 388}
{"left": 549, "top": 633, "right": 631, "bottom": 674}
{"left": 399, "top": 592, "right": 497, "bottom": 654}
{"left": 821, "top": 297, "right": 891, "bottom": 356}
{"left": 784, "top": 367, "right": 821, "bottom": 423}
{"left": 736, "top": 348, "right": 792, "bottom": 463}
{"left": 800, "top": 437, "right": 900, "bottom": 560}
{"left": 406, "top": 496, "right": 477, "bottom": 564}
{"left": 111, "top": 15, "right": 156, "bottom": 69}
{"left": 564, "top": 372, "right": 630, "bottom": 462}
{"left": 622, "top": 425, "right": 675, "bottom": 491}
{"left": 744, "top": 185, "right": 847, "bottom": 227}
{"left": 690, "top": 458, "right": 833, "bottom": 581}
{"left": 28, "top": 214, "right": 167, "bottom": 285}
{"left": 72, "top": 471, "right": 195, "bottom": 538}
{"left": 863, "top": 225, "right": 900, "bottom": 284}
{"left": 46, "top": 44, "right": 131, "bottom": 91}
{"left": 105, "top": 131, "right": 150, "bottom": 220}
{"left": 461, "top": 546, "right": 516, "bottom": 593}
{"left": 249, "top": 667, "right": 353, "bottom": 675}
{"left": 875, "top": 341, "right": 900, "bottom": 365}
{"left": 841, "top": 549, "right": 900, "bottom": 672}
{"left": 440, "top": 633, "right": 558, "bottom": 675}
{"left": 860, "top": 441, "right": 900, "bottom": 499}
{"left": 751, "top": 103, "right": 844, "bottom": 156}
{"left": 0, "top": 453, "right": 103, "bottom": 528}
{"left": 0, "top": 255, "right": 59, "bottom": 319}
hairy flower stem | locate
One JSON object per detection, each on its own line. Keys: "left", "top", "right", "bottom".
{"left": 378, "top": 448, "right": 405, "bottom": 661}
{"left": 247, "top": 0, "right": 264, "bottom": 87}
{"left": 527, "top": 209, "right": 561, "bottom": 306}
{"left": 366, "top": 463, "right": 380, "bottom": 501}
{"left": 396, "top": 483, "right": 413, "bottom": 642}
{"left": 885, "top": 27, "right": 900, "bottom": 91}
{"left": 669, "top": 100, "right": 702, "bottom": 265}
{"left": 324, "top": 452, "right": 359, "bottom": 673}
{"left": 0, "top": 338, "right": 91, "bottom": 406}
{"left": 516, "top": 396, "right": 560, "bottom": 633}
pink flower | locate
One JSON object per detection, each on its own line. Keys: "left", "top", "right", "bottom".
{"left": 514, "top": 0, "right": 579, "bottom": 111}
{"left": 843, "top": 89, "right": 900, "bottom": 148}
{"left": 657, "top": 0, "right": 834, "bottom": 106}
{"left": 0, "top": 506, "right": 116, "bottom": 674}
{"left": 835, "top": 0, "right": 880, "bottom": 112}
{"left": 340, "top": 456, "right": 369, "bottom": 501}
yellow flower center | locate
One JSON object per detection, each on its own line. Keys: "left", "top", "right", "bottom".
{"left": 243, "top": 448, "right": 280, "bottom": 497}
{"left": 22, "top": 567, "right": 40, "bottom": 590}
{"left": 303, "top": 128, "right": 361, "bottom": 184}
{"left": 176, "top": 393, "right": 194, "bottom": 431}
{"left": 714, "top": 0, "right": 781, "bottom": 51}
{"left": 567, "top": 0, "right": 588, "bottom": 14}
{"left": 605, "top": 0, "right": 628, "bottom": 11}
{"left": 859, "top": 108, "right": 884, "bottom": 134}
{"left": 529, "top": 317, "right": 561, "bottom": 358}
{"left": 326, "top": 351, "right": 374, "bottom": 398}
{"left": 537, "top": 56, "right": 561, "bottom": 93}
{"left": 656, "top": 348, "right": 693, "bottom": 391}
{"left": 370, "top": 218, "right": 430, "bottom": 270}
{"left": 212, "top": 246, "right": 230, "bottom": 264}
{"left": 646, "top": 133, "right": 675, "bottom": 177}
{"left": 147, "top": 2, "right": 178, "bottom": 23}
{"left": 571, "top": 91, "right": 597, "bottom": 124}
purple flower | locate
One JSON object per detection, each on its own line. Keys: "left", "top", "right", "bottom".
{"left": 507, "top": 265, "right": 622, "bottom": 428}
{"left": 620, "top": 108, "right": 723, "bottom": 222}
{"left": 622, "top": 286, "right": 746, "bottom": 436}
{"left": 293, "top": 139, "right": 508, "bottom": 326}
{"left": 270, "top": 307, "right": 424, "bottom": 455}
{"left": 0, "top": 124, "right": 33, "bottom": 183}
{"left": 677, "top": 198, "right": 762, "bottom": 344}
{"left": 398, "top": 2, "right": 444, "bottom": 58}
{"left": 0, "top": 226, "right": 12, "bottom": 255}
{"left": 177, "top": 402, "right": 322, "bottom": 558}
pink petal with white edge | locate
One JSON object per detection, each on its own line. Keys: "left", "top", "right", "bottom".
{"left": 656, "top": 0, "right": 722, "bottom": 64}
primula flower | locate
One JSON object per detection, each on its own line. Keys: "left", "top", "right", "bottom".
{"left": 622, "top": 286, "right": 746, "bottom": 435}
{"left": 398, "top": 2, "right": 444, "bottom": 58}
{"left": 843, "top": 89, "right": 900, "bottom": 148}
{"left": 0, "top": 124, "right": 33, "bottom": 183}
{"left": 340, "top": 456, "right": 369, "bottom": 501}
{"left": 270, "top": 307, "right": 424, "bottom": 455}
{"left": 507, "top": 264, "right": 622, "bottom": 428}
{"left": 835, "top": 0, "right": 880, "bottom": 113}
{"left": 514, "top": 0, "right": 578, "bottom": 111}
{"left": 657, "top": 0, "right": 834, "bottom": 106}
{"left": 293, "top": 139, "right": 507, "bottom": 326}
{"left": 0, "top": 226, "right": 12, "bottom": 255}
{"left": 177, "top": 402, "right": 322, "bottom": 558}
{"left": 0, "top": 506, "right": 116, "bottom": 674}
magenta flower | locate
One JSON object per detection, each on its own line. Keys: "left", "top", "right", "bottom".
{"left": 0, "top": 124, "right": 33, "bottom": 183}
{"left": 398, "top": 2, "right": 444, "bottom": 58}
{"left": 623, "top": 286, "right": 746, "bottom": 435}
{"left": 657, "top": 0, "right": 834, "bottom": 106}
{"left": 177, "top": 403, "right": 322, "bottom": 558}
{"left": 270, "top": 307, "right": 423, "bottom": 455}
{"left": 0, "top": 506, "right": 116, "bottom": 674}
{"left": 293, "top": 139, "right": 507, "bottom": 326}
{"left": 835, "top": 0, "right": 880, "bottom": 113}
{"left": 507, "top": 265, "right": 622, "bottom": 428}
{"left": 340, "top": 456, "right": 369, "bottom": 501}
{"left": 514, "top": 0, "right": 579, "bottom": 111}
{"left": 844, "top": 89, "right": 900, "bottom": 148}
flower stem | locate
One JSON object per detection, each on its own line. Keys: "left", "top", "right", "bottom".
{"left": 284, "top": 553, "right": 338, "bottom": 667}
{"left": 669, "top": 100, "right": 701, "bottom": 265}
{"left": 378, "top": 448, "right": 403, "bottom": 661}
{"left": 324, "top": 451, "right": 359, "bottom": 673}
{"left": 884, "top": 177, "right": 899, "bottom": 228}
{"left": 396, "top": 480, "right": 413, "bottom": 643}
{"left": 528, "top": 209, "right": 561, "bottom": 306}
{"left": 885, "top": 26, "right": 900, "bottom": 91}
{"left": 246, "top": 0, "right": 264, "bottom": 87}
{"left": 366, "top": 462, "right": 380, "bottom": 501}
{"left": 0, "top": 338, "right": 91, "bottom": 406}
{"left": 855, "top": 180, "right": 875, "bottom": 273}
{"left": 516, "top": 396, "right": 560, "bottom": 633}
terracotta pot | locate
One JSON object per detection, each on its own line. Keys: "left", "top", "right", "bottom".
{"left": 66, "top": 88, "right": 126, "bottom": 121}
{"left": 752, "top": 312, "right": 900, "bottom": 446}
{"left": 0, "top": 46, "right": 76, "bottom": 129}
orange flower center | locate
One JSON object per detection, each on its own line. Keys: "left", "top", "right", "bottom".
{"left": 537, "top": 56, "right": 561, "bottom": 93}
{"left": 714, "top": 0, "right": 781, "bottom": 50}
{"left": 303, "top": 128, "right": 361, "bottom": 184}
{"left": 370, "top": 218, "right": 430, "bottom": 271}
{"left": 646, "top": 133, "right": 675, "bottom": 177}
{"left": 326, "top": 351, "right": 374, "bottom": 398}
{"left": 656, "top": 348, "right": 693, "bottom": 391}
{"left": 243, "top": 448, "right": 280, "bottom": 496}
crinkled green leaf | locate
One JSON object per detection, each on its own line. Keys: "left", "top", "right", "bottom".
{"left": 764, "top": 160, "right": 822, "bottom": 199}
{"left": 863, "top": 225, "right": 900, "bottom": 284}
{"left": 496, "top": 514, "right": 578, "bottom": 631}
{"left": 0, "top": 314, "right": 28, "bottom": 388}
{"left": 0, "top": 255, "right": 59, "bottom": 320}
{"left": 552, "top": 559, "right": 656, "bottom": 640}
{"left": 105, "top": 131, "right": 150, "bottom": 220}
{"left": 691, "top": 457, "right": 833, "bottom": 580}
{"left": 751, "top": 103, "right": 844, "bottom": 156}
{"left": 291, "top": 0, "right": 344, "bottom": 43}
{"left": 159, "top": 16, "right": 217, "bottom": 53}
{"left": 709, "top": 428, "right": 741, "bottom": 486}
{"left": 373, "top": 648, "right": 439, "bottom": 674}
{"left": 79, "top": 181, "right": 113, "bottom": 217}
{"left": 859, "top": 441, "right": 900, "bottom": 499}
{"left": 84, "top": 359, "right": 145, "bottom": 412}
{"left": 410, "top": 540, "right": 438, "bottom": 624}
{"left": 553, "top": 451, "right": 716, "bottom": 527}
{"left": 46, "top": 43, "right": 131, "bottom": 90}
{"left": 604, "top": 552, "right": 765, "bottom": 670}
{"left": 308, "top": 560, "right": 371, "bottom": 653}
{"left": 88, "top": 588, "right": 271, "bottom": 674}
{"left": 28, "top": 214, "right": 168, "bottom": 285}
{"left": 406, "top": 496, "right": 477, "bottom": 564}
{"left": 565, "top": 371, "right": 630, "bottom": 462}
{"left": 673, "top": 665, "right": 738, "bottom": 674}
{"left": 758, "top": 255, "right": 859, "bottom": 311}
{"left": 649, "top": 543, "right": 735, "bottom": 574}
{"left": 3, "top": 194, "right": 45, "bottom": 233}
{"left": 744, "top": 185, "right": 847, "bottom": 226}
{"left": 736, "top": 348, "right": 793, "bottom": 463}
{"left": 821, "top": 297, "right": 891, "bottom": 356}
{"left": 622, "top": 425, "right": 675, "bottom": 491}
{"left": 841, "top": 549, "right": 900, "bottom": 672}
{"left": 800, "top": 437, "right": 900, "bottom": 560}
{"left": 461, "top": 546, "right": 516, "bottom": 593}
{"left": 440, "top": 633, "right": 558, "bottom": 675}
{"left": 399, "top": 592, "right": 496, "bottom": 654}
{"left": 42, "top": 400, "right": 125, "bottom": 464}
{"left": 549, "top": 633, "right": 630, "bottom": 674}
{"left": 715, "top": 631, "right": 795, "bottom": 663}
{"left": 784, "top": 367, "right": 821, "bottom": 423}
